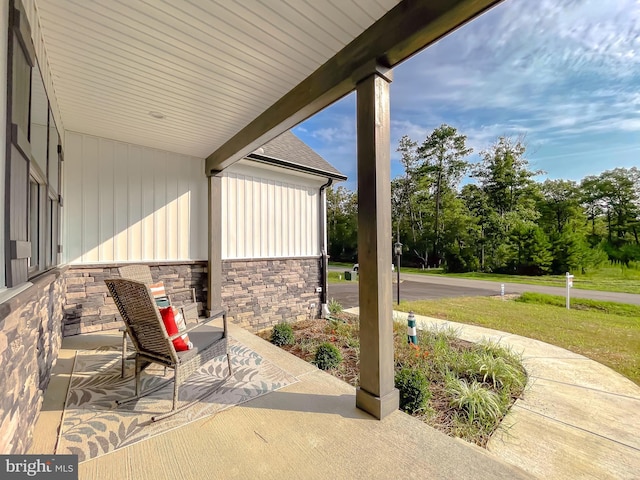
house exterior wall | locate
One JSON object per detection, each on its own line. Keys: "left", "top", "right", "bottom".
{"left": 222, "top": 160, "right": 323, "bottom": 259}
{"left": 60, "top": 138, "right": 326, "bottom": 333}
{"left": 0, "top": 268, "right": 65, "bottom": 454}
{"left": 63, "top": 131, "right": 207, "bottom": 264}
{"left": 62, "top": 262, "right": 207, "bottom": 336}
{"left": 0, "top": 0, "right": 66, "bottom": 455}
{"left": 222, "top": 257, "right": 321, "bottom": 331}
{"left": 220, "top": 162, "right": 325, "bottom": 330}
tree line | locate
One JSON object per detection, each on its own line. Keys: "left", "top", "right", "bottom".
{"left": 327, "top": 124, "right": 640, "bottom": 275}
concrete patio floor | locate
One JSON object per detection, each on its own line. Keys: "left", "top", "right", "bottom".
{"left": 30, "top": 310, "right": 640, "bottom": 479}
{"left": 31, "top": 320, "right": 533, "bottom": 480}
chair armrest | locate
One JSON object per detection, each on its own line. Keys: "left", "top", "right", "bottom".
{"left": 200, "top": 308, "right": 228, "bottom": 336}
{"left": 172, "top": 310, "right": 225, "bottom": 337}
{"left": 168, "top": 331, "right": 188, "bottom": 341}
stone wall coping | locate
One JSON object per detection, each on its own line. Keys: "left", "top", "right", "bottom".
{"left": 224, "top": 256, "right": 321, "bottom": 262}
{"left": 68, "top": 260, "right": 207, "bottom": 269}
{"left": 67, "top": 258, "right": 320, "bottom": 269}
{"left": 0, "top": 266, "right": 68, "bottom": 316}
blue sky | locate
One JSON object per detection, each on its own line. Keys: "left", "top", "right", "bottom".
{"left": 294, "top": 0, "right": 640, "bottom": 191}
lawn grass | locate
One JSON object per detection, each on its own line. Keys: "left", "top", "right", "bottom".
{"left": 328, "top": 271, "right": 357, "bottom": 283}
{"left": 516, "top": 292, "right": 640, "bottom": 317}
{"left": 396, "top": 294, "right": 640, "bottom": 386}
{"left": 329, "top": 262, "right": 355, "bottom": 269}
{"left": 331, "top": 262, "right": 640, "bottom": 294}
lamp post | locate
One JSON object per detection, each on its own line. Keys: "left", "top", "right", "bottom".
{"left": 394, "top": 240, "right": 402, "bottom": 305}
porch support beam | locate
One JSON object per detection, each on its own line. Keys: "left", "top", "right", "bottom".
{"left": 207, "top": 172, "right": 223, "bottom": 313}
{"left": 355, "top": 65, "right": 398, "bottom": 420}
{"left": 205, "top": 0, "right": 503, "bottom": 174}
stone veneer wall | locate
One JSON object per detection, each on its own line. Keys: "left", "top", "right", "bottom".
{"left": 222, "top": 257, "right": 322, "bottom": 331}
{"left": 0, "top": 268, "right": 66, "bottom": 454}
{"left": 62, "top": 262, "right": 208, "bottom": 336}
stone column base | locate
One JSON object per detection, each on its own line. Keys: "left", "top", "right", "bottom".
{"left": 356, "top": 386, "right": 399, "bottom": 420}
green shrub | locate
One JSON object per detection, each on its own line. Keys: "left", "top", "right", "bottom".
{"left": 395, "top": 367, "right": 431, "bottom": 414}
{"left": 270, "top": 322, "right": 294, "bottom": 346}
{"left": 313, "top": 342, "right": 342, "bottom": 370}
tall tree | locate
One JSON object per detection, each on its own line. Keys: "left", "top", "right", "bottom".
{"left": 599, "top": 168, "right": 639, "bottom": 243}
{"left": 471, "top": 136, "right": 541, "bottom": 217}
{"left": 470, "top": 137, "right": 546, "bottom": 273}
{"left": 460, "top": 184, "right": 490, "bottom": 270}
{"left": 394, "top": 134, "right": 434, "bottom": 266}
{"left": 537, "top": 179, "right": 582, "bottom": 235}
{"left": 417, "top": 124, "right": 472, "bottom": 264}
{"left": 326, "top": 186, "right": 358, "bottom": 261}
{"left": 394, "top": 135, "right": 422, "bottom": 246}
{"left": 579, "top": 175, "right": 608, "bottom": 243}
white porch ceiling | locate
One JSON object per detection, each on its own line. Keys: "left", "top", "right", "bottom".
{"left": 34, "top": 0, "right": 400, "bottom": 158}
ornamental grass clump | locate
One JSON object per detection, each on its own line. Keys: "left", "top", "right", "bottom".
{"left": 395, "top": 367, "right": 431, "bottom": 414}
{"left": 270, "top": 322, "right": 294, "bottom": 347}
{"left": 445, "top": 373, "right": 505, "bottom": 424}
{"left": 313, "top": 342, "right": 342, "bottom": 370}
{"left": 328, "top": 298, "right": 343, "bottom": 315}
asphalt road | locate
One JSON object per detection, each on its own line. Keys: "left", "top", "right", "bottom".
{"left": 327, "top": 269, "right": 640, "bottom": 307}
{"left": 328, "top": 279, "right": 499, "bottom": 309}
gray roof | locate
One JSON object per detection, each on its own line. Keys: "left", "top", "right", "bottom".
{"left": 247, "top": 131, "right": 346, "bottom": 180}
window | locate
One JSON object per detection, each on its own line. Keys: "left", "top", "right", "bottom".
{"left": 30, "top": 65, "right": 48, "bottom": 175}
{"left": 11, "top": 33, "right": 30, "bottom": 143}
{"left": 29, "top": 178, "right": 40, "bottom": 270}
{"left": 5, "top": 0, "right": 63, "bottom": 286}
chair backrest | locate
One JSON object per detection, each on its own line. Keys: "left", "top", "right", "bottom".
{"left": 118, "top": 264, "right": 154, "bottom": 284}
{"left": 105, "top": 278, "right": 177, "bottom": 363}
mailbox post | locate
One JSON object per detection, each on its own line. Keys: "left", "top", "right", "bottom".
{"left": 566, "top": 272, "right": 574, "bottom": 310}
{"left": 394, "top": 241, "right": 402, "bottom": 305}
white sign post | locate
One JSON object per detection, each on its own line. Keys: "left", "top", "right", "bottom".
{"left": 566, "top": 272, "right": 574, "bottom": 310}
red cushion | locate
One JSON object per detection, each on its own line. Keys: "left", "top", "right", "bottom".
{"left": 159, "top": 306, "right": 192, "bottom": 351}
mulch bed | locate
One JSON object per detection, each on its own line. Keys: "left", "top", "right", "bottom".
{"left": 258, "top": 313, "right": 523, "bottom": 447}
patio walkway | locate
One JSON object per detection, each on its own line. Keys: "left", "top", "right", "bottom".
{"left": 382, "top": 309, "right": 640, "bottom": 480}
{"left": 31, "top": 320, "right": 531, "bottom": 480}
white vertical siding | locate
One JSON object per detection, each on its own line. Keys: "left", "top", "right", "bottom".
{"left": 81, "top": 136, "right": 100, "bottom": 262}
{"left": 63, "top": 131, "right": 206, "bottom": 263}
{"left": 98, "top": 138, "right": 115, "bottom": 261}
{"left": 222, "top": 162, "right": 323, "bottom": 259}
{"left": 113, "top": 142, "right": 129, "bottom": 259}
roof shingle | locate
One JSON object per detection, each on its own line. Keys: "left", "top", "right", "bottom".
{"left": 248, "top": 131, "right": 346, "bottom": 180}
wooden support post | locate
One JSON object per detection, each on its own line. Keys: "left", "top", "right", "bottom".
{"left": 207, "top": 172, "right": 222, "bottom": 313}
{"left": 355, "top": 65, "right": 399, "bottom": 420}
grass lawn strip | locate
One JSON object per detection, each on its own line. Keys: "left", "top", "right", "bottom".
{"left": 397, "top": 266, "right": 640, "bottom": 294}
{"left": 328, "top": 271, "right": 357, "bottom": 284}
{"left": 329, "top": 262, "right": 640, "bottom": 294}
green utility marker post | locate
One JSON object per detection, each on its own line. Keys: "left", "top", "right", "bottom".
{"left": 407, "top": 311, "right": 417, "bottom": 344}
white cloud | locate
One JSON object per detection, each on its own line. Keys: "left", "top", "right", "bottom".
{"left": 300, "top": 0, "right": 640, "bottom": 187}
{"left": 401, "top": 3, "right": 637, "bottom": 97}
